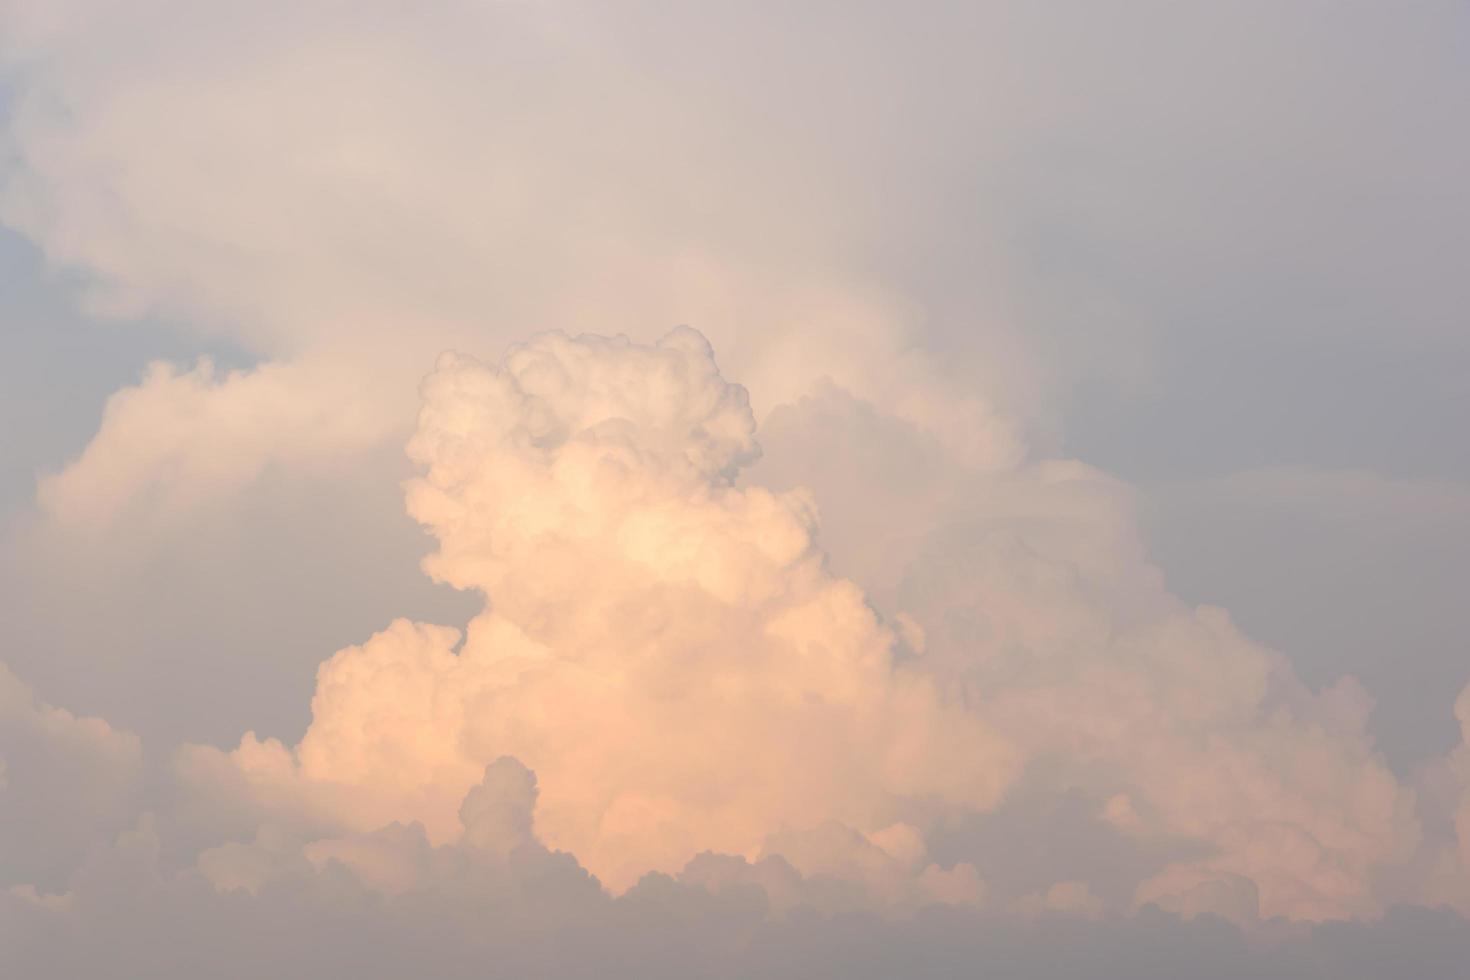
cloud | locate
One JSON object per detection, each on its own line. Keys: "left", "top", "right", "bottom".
{"left": 1, "top": 0, "right": 1024, "bottom": 536}
{"left": 1459, "top": 685, "right": 1470, "bottom": 858}
{"left": 1, "top": 324, "right": 1466, "bottom": 969}
{"left": 161, "top": 328, "right": 1430, "bottom": 923}
{"left": 185, "top": 329, "right": 1016, "bottom": 892}
{"left": 1415, "top": 682, "right": 1470, "bottom": 913}
{"left": 35, "top": 355, "right": 399, "bottom": 530}
{"left": 6, "top": 757, "right": 1470, "bottom": 980}
{"left": 1134, "top": 467, "right": 1470, "bottom": 767}
{"left": 2, "top": 2, "right": 1469, "bottom": 973}
{"left": 0, "top": 659, "right": 141, "bottom": 890}
{"left": 759, "top": 383, "right": 1420, "bottom": 921}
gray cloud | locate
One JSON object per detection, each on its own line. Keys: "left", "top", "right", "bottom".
{"left": 4, "top": 760, "right": 1469, "bottom": 980}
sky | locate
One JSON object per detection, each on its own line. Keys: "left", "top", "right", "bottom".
{"left": 1, "top": 1, "right": 1468, "bottom": 976}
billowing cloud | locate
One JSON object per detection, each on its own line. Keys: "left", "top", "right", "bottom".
{"left": 0, "top": 318, "right": 1465, "bottom": 968}
{"left": 759, "top": 382, "right": 1420, "bottom": 922}
{"left": 35, "top": 355, "right": 398, "bottom": 530}
{"left": 187, "top": 329, "right": 1016, "bottom": 891}
{"left": 2, "top": 0, "right": 1026, "bottom": 538}
{"left": 2, "top": 1, "right": 1468, "bottom": 975}
{"left": 1423, "top": 681, "right": 1470, "bottom": 912}
{"left": 167, "top": 328, "right": 1427, "bottom": 922}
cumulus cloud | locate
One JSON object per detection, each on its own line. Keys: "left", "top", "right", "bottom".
{"left": 1413, "top": 681, "right": 1470, "bottom": 913}
{"left": 2, "top": 1, "right": 1469, "bottom": 974}
{"left": 160, "top": 327, "right": 1428, "bottom": 924}
{"left": 0, "top": 0, "right": 1023, "bottom": 538}
{"left": 1459, "top": 686, "right": 1470, "bottom": 863}
{"left": 186, "top": 329, "right": 1015, "bottom": 892}
{"left": 2, "top": 326, "right": 1466, "bottom": 969}
{"left": 35, "top": 355, "right": 399, "bottom": 530}
{"left": 760, "top": 384, "right": 1419, "bottom": 921}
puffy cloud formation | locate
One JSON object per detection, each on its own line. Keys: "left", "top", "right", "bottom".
{"left": 2, "top": 1, "right": 1469, "bottom": 975}
{"left": 1, "top": 323, "right": 1465, "bottom": 967}
{"left": 36, "top": 355, "right": 396, "bottom": 529}
{"left": 756, "top": 385, "right": 1420, "bottom": 922}
{"left": 191, "top": 329, "right": 1015, "bottom": 891}
{"left": 1422, "top": 682, "right": 1470, "bottom": 912}
{"left": 0, "top": 0, "right": 1023, "bottom": 537}
{"left": 169, "top": 329, "right": 1425, "bottom": 922}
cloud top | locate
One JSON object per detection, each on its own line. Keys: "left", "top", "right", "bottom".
{"left": 195, "top": 329, "right": 1015, "bottom": 891}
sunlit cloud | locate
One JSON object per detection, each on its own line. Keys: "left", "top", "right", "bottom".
{"left": 2, "top": 2, "right": 1468, "bottom": 977}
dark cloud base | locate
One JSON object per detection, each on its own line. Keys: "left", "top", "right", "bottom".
{"left": 6, "top": 849, "right": 1467, "bottom": 980}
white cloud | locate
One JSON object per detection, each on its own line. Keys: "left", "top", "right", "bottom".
{"left": 2, "top": 0, "right": 1024, "bottom": 534}
{"left": 36, "top": 355, "right": 399, "bottom": 530}
{"left": 185, "top": 329, "right": 1017, "bottom": 892}
{"left": 156, "top": 328, "right": 1432, "bottom": 922}
{"left": 760, "top": 384, "right": 1420, "bottom": 921}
